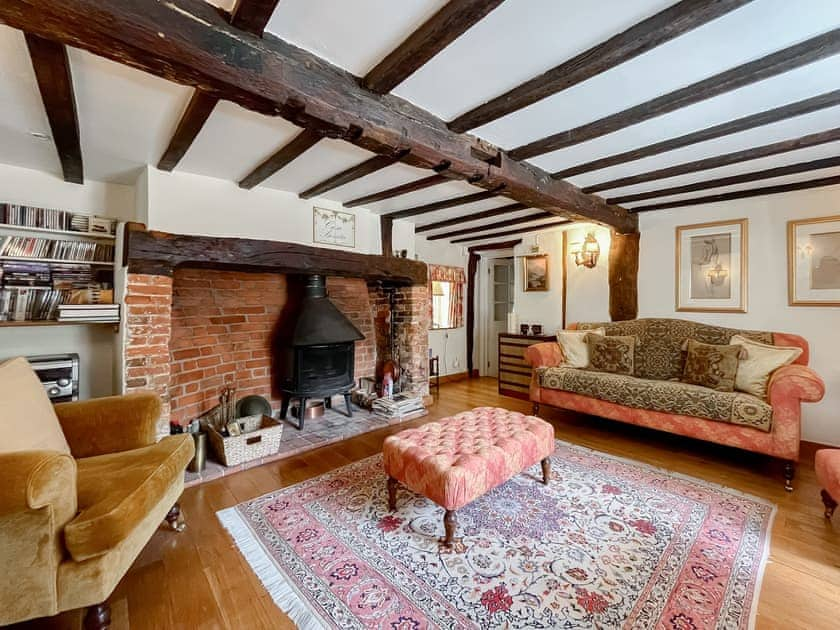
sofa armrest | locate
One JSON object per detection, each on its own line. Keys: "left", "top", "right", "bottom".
{"left": 768, "top": 364, "right": 825, "bottom": 405}
{"left": 0, "top": 450, "right": 77, "bottom": 517}
{"left": 54, "top": 391, "right": 162, "bottom": 458}
{"left": 524, "top": 342, "right": 563, "bottom": 368}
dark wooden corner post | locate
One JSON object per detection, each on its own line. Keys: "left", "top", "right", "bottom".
{"left": 466, "top": 251, "right": 479, "bottom": 377}
{"left": 381, "top": 215, "right": 393, "bottom": 257}
{"left": 608, "top": 230, "right": 640, "bottom": 322}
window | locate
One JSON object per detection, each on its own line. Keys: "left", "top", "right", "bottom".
{"left": 428, "top": 265, "right": 465, "bottom": 329}
{"left": 432, "top": 280, "right": 454, "bottom": 329}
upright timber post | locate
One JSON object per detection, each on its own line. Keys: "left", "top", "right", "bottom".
{"left": 608, "top": 230, "right": 640, "bottom": 321}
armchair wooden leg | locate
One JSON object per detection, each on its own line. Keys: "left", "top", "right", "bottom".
{"left": 821, "top": 489, "right": 837, "bottom": 519}
{"left": 783, "top": 461, "right": 795, "bottom": 492}
{"left": 540, "top": 457, "right": 551, "bottom": 485}
{"left": 165, "top": 502, "right": 186, "bottom": 532}
{"left": 84, "top": 602, "right": 111, "bottom": 630}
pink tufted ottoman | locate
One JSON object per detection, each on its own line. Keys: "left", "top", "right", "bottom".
{"left": 382, "top": 406, "right": 555, "bottom": 545}
{"left": 816, "top": 449, "right": 840, "bottom": 519}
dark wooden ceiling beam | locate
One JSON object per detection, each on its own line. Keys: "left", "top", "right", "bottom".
{"left": 157, "top": 90, "right": 219, "bottom": 171}
{"left": 24, "top": 34, "right": 83, "bottom": 184}
{"left": 584, "top": 127, "right": 840, "bottom": 194}
{"left": 555, "top": 89, "right": 840, "bottom": 178}
{"left": 451, "top": 219, "right": 570, "bottom": 243}
{"left": 343, "top": 171, "right": 449, "bottom": 207}
{"left": 449, "top": 0, "right": 752, "bottom": 133}
{"left": 239, "top": 128, "right": 322, "bottom": 189}
{"left": 363, "top": 0, "right": 505, "bottom": 94}
{"left": 415, "top": 202, "right": 528, "bottom": 233}
{"left": 630, "top": 174, "right": 840, "bottom": 212}
{"left": 383, "top": 186, "right": 505, "bottom": 220}
{"left": 469, "top": 239, "right": 522, "bottom": 252}
{"left": 230, "top": 0, "right": 280, "bottom": 36}
{"left": 299, "top": 149, "right": 409, "bottom": 199}
{"left": 2, "top": 0, "right": 634, "bottom": 232}
{"left": 609, "top": 155, "right": 840, "bottom": 204}
{"left": 426, "top": 211, "right": 554, "bottom": 240}
{"left": 510, "top": 28, "right": 840, "bottom": 160}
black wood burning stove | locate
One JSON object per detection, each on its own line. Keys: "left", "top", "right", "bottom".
{"left": 277, "top": 275, "right": 364, "bottom": 429}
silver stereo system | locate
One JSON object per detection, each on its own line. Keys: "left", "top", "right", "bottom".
{"left": 25, "top": 353, "right": 80, "bottom": 402}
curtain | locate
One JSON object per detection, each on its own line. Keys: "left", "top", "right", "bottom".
{"left": 428, "top": 264, "right": 465, "bottom": 328}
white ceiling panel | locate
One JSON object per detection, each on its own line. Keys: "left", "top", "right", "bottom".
{"left": 566, "top": 105, "right": 840, "bottom": 190}
{"left": 178, "top": 100, "right": 302, "bottom": 182}
{"left": 316, "top": 162, "right": 432, "bottom": 204}
{"left": 395, "top": 0, "right": 673, "bottom": 121}
{"left": 471, "top": 0, "right": 840, "bottom": 151}
{"left": 0, "top": 27, "right": 62, "bottom": 177}
{"left": 266, "top": 0, "right": 447, "bottom": 76}
{"left": 259, "top": 138, "right": 374, "bottom": 193}
{"left": 69, "top": 48, "right": 191, "bottom": 183}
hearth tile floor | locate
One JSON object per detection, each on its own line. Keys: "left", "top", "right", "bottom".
{"left": 184, "top": 403, "right": 424, "bottom": 487}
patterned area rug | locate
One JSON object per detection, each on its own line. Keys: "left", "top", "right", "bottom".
{"left": 218, "top": 440, "right": 775, "bottom": 629}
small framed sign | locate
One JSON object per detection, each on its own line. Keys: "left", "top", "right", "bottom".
{"left": 788, "top": 214, "right": 840, "bottom": 306}
{"left": 313, "top": 207, "right": 355, "bottom": 248}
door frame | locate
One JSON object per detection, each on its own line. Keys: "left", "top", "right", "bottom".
{"left": 476, "top": 252, "right": 514, "bottom": 377}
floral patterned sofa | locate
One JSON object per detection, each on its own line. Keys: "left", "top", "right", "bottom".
{"left": 524, "top": 318, "right": 825, "bottom": 490}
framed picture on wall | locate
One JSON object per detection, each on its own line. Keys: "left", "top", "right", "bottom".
{"left": 788, "top": 215, "right": 840, "bottom": 306}
{"left": 675, "top": 218, "right": 747, "bottom": 312}
{"left": 313, "top": 207, "right": 355, "bottom": 248}
{"left": 522, "top": 254, "right": 549, "bottom": 292}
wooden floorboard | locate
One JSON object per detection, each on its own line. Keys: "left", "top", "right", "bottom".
{"left": 17, "top": 378, "right": 840, "bottom": 629}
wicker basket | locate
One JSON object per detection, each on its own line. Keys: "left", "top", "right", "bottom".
{"left": 207, "top": 414, "right": 283, "bottom": 467}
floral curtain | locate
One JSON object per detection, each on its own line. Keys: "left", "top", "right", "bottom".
{"left": 428, "top": 264, "right": 466, "bottom": 328}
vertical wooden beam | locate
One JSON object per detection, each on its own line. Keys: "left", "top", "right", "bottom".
{"left": 24, "top": 34, "right": 83, "bottom": 184}
{"left": 466, "top": 251, "right": 479, "bottom": 377}
{"left": 561, "top": 230, "right": 568, "bottom": 330}
{"left": 380, "top": 215, "right": 393, "bottom": 258}
{"left": 230, "top": 0, "right": 280, "bottom": 36}
{"left": 608, "top": 231, "right": 640, "bottom": 321}
{"left": 157, "top": 90, "right": 219, "bottom": 171}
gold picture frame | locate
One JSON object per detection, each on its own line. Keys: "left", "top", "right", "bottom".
{"left": 522, "top": 254, "right": 549, "bottom": 292}
{"left": 788, "top": 214, "right": 840, "bottom": 306}
{"left": 675, "top": 218, "right": 747, "bottom": 313}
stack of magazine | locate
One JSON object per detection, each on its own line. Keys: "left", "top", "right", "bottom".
{"left": 372, "top": 393, "right": 426, "bottom": 421}
{"left": 57, "top": 303, "right": 120, "bottom": 323}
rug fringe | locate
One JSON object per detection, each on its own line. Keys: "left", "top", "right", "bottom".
{"left": 217, "top": 507, "right": 326, "bottom": 630}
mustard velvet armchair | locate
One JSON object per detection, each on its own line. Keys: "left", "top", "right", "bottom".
{"left": 0, "top": 358, "right": 194, "bottom": 630}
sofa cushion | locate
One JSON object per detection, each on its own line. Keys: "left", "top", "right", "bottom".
{"left": 578, "top": 318, "right": 773, "bottom": 381}
{"left": 555, "top": 327, "right": 604, "bottom": 367}
{"left": 0, "top": 357, "right": 70, "bottom": 455}
{"left": 682, "top": 339, "right": 741, "bottom": 392}
{"left": 587, "top": 334, "right": 636, "bottom": 375}
{"left": 65, "top": 434, "right": 193, "bottom": 562}
{"left": 538, "top": 366, "right": 773, "bottom": 431}
{"left": 730, "top": 334, "right": 803, "bottom": 399}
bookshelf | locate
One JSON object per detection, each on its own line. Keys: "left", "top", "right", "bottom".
{"left": 0, "top": 203, "right": 119, "bottom": 326}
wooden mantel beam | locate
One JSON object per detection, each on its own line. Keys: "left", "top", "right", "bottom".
{"left": 0, "top": 0, "right": 636, "bottom": 233}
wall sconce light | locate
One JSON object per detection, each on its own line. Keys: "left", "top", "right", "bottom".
{"left": 570, "top": 232, "right": 601, "bottom": 268}
{"left": 706, "top": 263, "right": 728, "bottom": 286}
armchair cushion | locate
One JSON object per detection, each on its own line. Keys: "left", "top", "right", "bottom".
{"left": 65, "top": 434, "right": 193, "bottom": 562}
{"left": 0, "top": 358, "right": 70, "bottom": 455}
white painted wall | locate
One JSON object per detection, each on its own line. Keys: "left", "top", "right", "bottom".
{"left": 638, "top": 184, "right": 840, "bottom": 445}
{"left": 0, "top": 164, "right": 136, "bottom": 398}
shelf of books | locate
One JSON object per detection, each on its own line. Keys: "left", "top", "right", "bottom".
{"left": 0, "top": 203, "right": 120, "bottom": 325}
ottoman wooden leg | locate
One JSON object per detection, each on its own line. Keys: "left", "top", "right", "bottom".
{"left": 784, "top": 461, "right": 795, "bottom": 492}
{"left": 821, "top": 489, "right": 837, "bottom": 519}
{"left": 387, "top": 476, "right": 398, "bottom": 511}
{"left": 442, "top": 510, "right": 457, "bottom": 546}
{"left": 541, "top": 457, "right": 551, "bottom": 485}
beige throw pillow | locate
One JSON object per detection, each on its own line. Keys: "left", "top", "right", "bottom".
{"left": 555, "top": 328, "right": 605, "bottom": 368}
{"left": 729, "top": 334, "right": 803, "bottom": 399}
{"left": 0, "top": 357, "right": 71, "bottom": 454}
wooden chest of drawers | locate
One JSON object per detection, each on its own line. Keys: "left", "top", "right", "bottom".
{"left": 498, "top": 333, "right": 555, "bottom": 400}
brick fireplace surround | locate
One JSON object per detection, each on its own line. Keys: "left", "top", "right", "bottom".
{"left": 123, "top": 269, "right": 429, "bottom": 437}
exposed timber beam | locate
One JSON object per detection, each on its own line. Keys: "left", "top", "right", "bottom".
{"left": 584, "top": 127, "right": 840, "bottom": 194}
{"left": 158, "top": 90, "right": 219, "bottom": 171}
{"left": 449, "top": 0, "right": 752, "bottom": 133}
{"left": 344, "top": 170, "right": 450, "bottom": 208}
{"left": 230, "top": 0, "right": 280, "bottom": 36}
{"left": 609, "top": 156, "right": 840, "bottom": 205}
{"left": 363, "top": 0, "right": 505, "bottom": 94}
{"left": 468, "top": 239, "right": 522, "bottom": 252}
{"left": 555, "top": 89, "right": 840, "bottom": 178}
{"left": 631, "top": 174, "right": 840, "bottom": 212}
{"left": 24, "top": 34, "right": 83, "bottom": 184}
{"left": 383, "top": 187, "right": 505, "bottom": 220}
{"left": 299, "top": 150, "right": 409, "bottom": 199}
{"left": 380, "top": 215, "right": 393, "bottom": 257}
{"left": 415, "top": 202, "right": 528, "bottom": 233}
{"left": 239, "top": 128, "right": 322, "bottom": 189}
{"left": 426, "top": 211, "right": 554, "bottom": 240}
{"left": 451, "top": 219, "right": 569, "bottom": 243}
{"left": 0, "top": 0, "right": 636, "bottom": 232}
{"left": 510, "top": 28, "right": 840, "bottom": 160}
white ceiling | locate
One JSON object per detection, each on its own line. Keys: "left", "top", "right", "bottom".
{"left": 0, "top": 0, "right": 839, "bottom": 242}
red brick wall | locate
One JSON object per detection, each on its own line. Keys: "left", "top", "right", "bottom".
{"left": 326, "top": 277, "right": 376, "bottom": 380}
